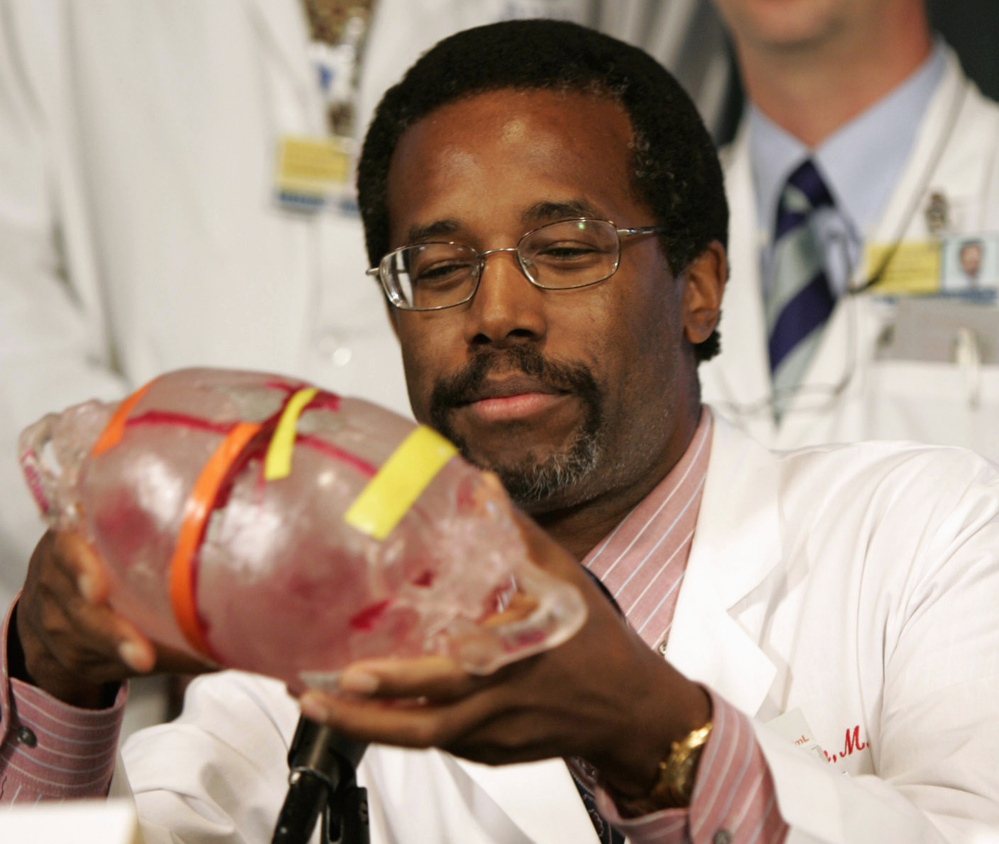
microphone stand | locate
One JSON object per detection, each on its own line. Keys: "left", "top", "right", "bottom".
{"left": 271, "top": 717, "right": 369, "bottom": 844}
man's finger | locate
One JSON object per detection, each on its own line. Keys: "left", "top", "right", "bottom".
{"left": 38, "top": 530, "right": 111, "bottom": 604}
{"left": 334, "top": 655, "right": 480, "bottom": 700}
{"left": 297, "top": 686, "right": 495, "bottom": 750}
{"left": 54, "top": 588, "right": 157, "bottom": 674}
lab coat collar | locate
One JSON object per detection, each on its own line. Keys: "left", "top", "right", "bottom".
{"left": 871, "top": 44, "right": 973, "bottom": 243}
{"left": 664, "top": 415, "right": 780, "bottom": 716}
{"left": 712, "top": 134, "right": 780, "bottom": 442}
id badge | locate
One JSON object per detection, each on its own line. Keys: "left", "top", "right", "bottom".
{"left": 863, "top": 240, "right": 941, "bottom": 295}
{"left": 274, "top": 134, "right": 353, "bottom": 212}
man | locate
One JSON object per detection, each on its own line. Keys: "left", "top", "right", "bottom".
{"left": 3, "top": 20, "right": 999, "bottom": 844}
{"left": 699, "top": 0, "right": 999, "bottom": 457}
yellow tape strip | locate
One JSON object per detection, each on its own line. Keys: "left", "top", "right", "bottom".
{"left": 344, "top": 426, "right": 458, "bottom": 540}
{"left": 263, "top": 387, "right": 318, "bottom": 481}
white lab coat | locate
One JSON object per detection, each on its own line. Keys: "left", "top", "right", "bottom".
{"left": 0, "top": 1, "right": 410, "bottom": 608}
{"left": 113, "top": 417, "right": 999, "bottom": 843}
{"left": 699, "top": 49, "right": 999, "bottom": 460}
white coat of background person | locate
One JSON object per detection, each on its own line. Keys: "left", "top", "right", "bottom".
{"left": 0, "top": 0, "right": 414, "bottom": 617}
{"left": 699, "top": 0, "right": 999, "bottom": 458}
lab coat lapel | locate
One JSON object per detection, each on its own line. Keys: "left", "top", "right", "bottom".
{"left": 665, "top": 416, "right": 780, "bottom": 717}
{"left": 867, "top": 47, "right": 972, "bottom": 246}
{"left": 709, "top": 131, "right": 779, "bottom": 444}
{"left": 453, "top": 757, "right": 600, "bottom": 844}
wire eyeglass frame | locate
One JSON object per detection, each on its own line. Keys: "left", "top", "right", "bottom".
{"left": 365, "top": 218, "right": 668, "bottom": 311}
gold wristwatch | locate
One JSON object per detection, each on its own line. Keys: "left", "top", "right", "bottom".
{"left": 652, "top": 721, "right": 713, "bottom": 807}
{"left": 611, "top": 720, "right": 713, "bottom": 816}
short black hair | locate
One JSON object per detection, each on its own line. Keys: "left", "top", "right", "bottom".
{"left": 357, "top": 18, "right": 727, "bottom": 361}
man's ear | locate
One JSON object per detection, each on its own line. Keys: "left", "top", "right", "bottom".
{"left": 681, "top": 241, "right": 726, "bottom": 345}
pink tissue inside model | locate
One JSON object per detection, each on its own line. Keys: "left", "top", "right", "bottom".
{"left": 18, "top": 368, "right": 586, "bottom": 688}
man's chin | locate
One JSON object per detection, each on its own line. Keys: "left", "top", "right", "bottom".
{"left": 467, "top": 437, "right": 601, "bottom": 510}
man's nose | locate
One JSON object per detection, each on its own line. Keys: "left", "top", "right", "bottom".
{"left": 462, "top": 250, "right": 547, "bottom": 347}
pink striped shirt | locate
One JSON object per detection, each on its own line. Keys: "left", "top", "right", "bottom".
{"left": 0, "top": 600, "right": 125, "bottom": 803}
{"left": 0, "top": 408, "right": 788, "bottom": 843}
{"left": 583, "top": 406, "right": 713, "bottom": 652}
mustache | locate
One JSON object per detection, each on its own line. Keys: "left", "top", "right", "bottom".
{"left": 428, "top": 346, "right": 600, "bottom": 424}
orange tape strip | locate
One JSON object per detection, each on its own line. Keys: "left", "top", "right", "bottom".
{"left": 90, "top": 382, "right": 154, "bottom": 457}
{"left": 168, "top": 421, "right": 261, "bottom": 657}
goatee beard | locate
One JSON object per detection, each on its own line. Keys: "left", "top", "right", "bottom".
{"left": 428, "top": 345, "right": 603, "bottom": 508}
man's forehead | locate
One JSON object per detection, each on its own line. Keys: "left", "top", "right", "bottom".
{"left": 385, "top": 89, "right": 636, "bottom": 216}
{"left": 403, "top": 199, "right": 606, "bottom": 245}
{"left": 391, "top": 88, "right": 633, "bottom": 164}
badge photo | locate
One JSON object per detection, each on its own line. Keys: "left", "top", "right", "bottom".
{"left": 941, "top": 233, "right": 999, "bottom": 293}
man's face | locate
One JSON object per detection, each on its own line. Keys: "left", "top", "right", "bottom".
{"left": 960, "top": 243, "right": 983, "bottom": 278}
{"left": 383, "top": 89, "right": 715, "bottom": 514}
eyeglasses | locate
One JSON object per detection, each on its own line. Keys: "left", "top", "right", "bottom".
{"left": 366, "top": 218, "right": 668, "bottom": 311}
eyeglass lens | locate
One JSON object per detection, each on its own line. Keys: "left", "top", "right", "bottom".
{"left": 385, "top": 219, "right": 623, "bottom": 310}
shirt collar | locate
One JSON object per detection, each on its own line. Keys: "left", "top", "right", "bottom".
{"left": 582, "top": 408, "right": 712, "bottom": 575}
{"left": 749, "top": 39, "right": 948, "bottom": 240}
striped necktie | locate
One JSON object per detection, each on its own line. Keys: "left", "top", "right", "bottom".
{"left": 766, "top": 159, "right": 836, "bottom": 417}
{"left": 570, "top": 763, "right": 626, "bottom": 844}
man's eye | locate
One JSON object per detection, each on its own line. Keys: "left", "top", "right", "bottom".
{"left": 412, "top": 261, "right": 473, "bottom": 284}
{"left": 534, "top": 242, "right": 602, "bottom": 262}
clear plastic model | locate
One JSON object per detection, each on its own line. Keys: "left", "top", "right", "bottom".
{"left": 19, "top": 368, "right": 586, "bottom": 688}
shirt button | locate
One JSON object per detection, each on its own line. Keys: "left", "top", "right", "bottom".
{"left": 657, "top": 640, "right": 668, "bottom": 655}
{"left": 15, "top": 726, "right": 37, "bottom": 748}
{"left": 712, "top": 830, "right": 733, "bottom": 844}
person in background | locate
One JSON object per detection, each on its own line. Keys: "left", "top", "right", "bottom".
{"left": 0, "top": 0, "right": 411, "bottom": 613}
{"left": 2, "top": 20, "right": 999, "bottom": 844}
{"left": 700, "top": 0, "right": 999, "bottom": 456}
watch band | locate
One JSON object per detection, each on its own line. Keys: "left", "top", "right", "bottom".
{"left": 652, "top": 720, "right": 713, "bottom": 807}
{"left": 610, "top": 719, "right": 713, "bottom": 816}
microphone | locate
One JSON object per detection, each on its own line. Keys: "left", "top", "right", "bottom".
{"left": 271, "top": 716, "right": 368, "bottom": 844}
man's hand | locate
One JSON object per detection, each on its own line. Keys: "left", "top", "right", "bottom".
{"left": 298, "top": 513, "right": 710, "bottom": 803}
{"left": 13, "top": 530, "right": 213, "bottom": 708}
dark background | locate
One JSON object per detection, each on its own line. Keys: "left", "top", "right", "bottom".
{"left": 928, "top": 0, "right": 999, "bottom": 101}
